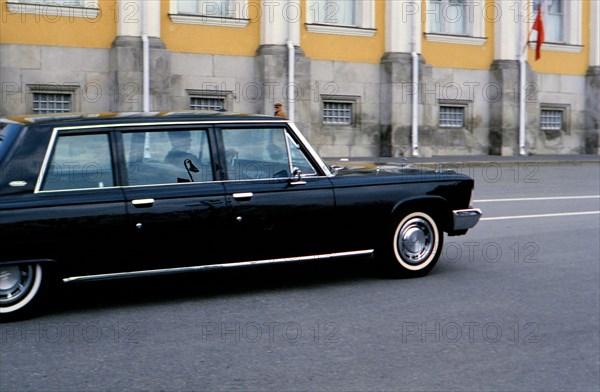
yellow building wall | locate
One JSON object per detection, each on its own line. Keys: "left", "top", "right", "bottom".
{"left": 300, "top": 0, "right": 385, "bottom": 63}
{"left": 421, "top": 0, "right": 495, "bottom": 70}
{"left": 0, "top": 0, "right": 116, "bottom": 48}
{"left": 161, "top": 0, "right": 260, "bottom": 56}
{"left": 529, "top": 0, "right": 590, "bottom": 76}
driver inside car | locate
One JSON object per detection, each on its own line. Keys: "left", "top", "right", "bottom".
{"left": 164, "top": 131, "right": 198, "bottom": 166}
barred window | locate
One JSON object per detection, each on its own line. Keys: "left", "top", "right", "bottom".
{"left": 439, "top": 106, "right": 465, "bottom": 128}
{"left": 32, "top": 93, "right": 72, "bottom": 114}
{"left": 190, "top": 97, "right": 225, "bottom": 111}
{"left": 323, "top": 102, "right": 353, "bottom": 125}
{"left": 541, "top": 109, "right": 563, "bottom": 130}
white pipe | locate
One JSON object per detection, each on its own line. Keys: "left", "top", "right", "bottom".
{"left": 411, "top": 52, "right": 419, "bottom": 157}
{"left": 286, "top": 0, "right": 295, "bottom": 122}
{"left": 519, "top": 55, "right": 526, "bottom": 156}
{"left": 287, "top": 40, "right": 295, "bottom": 122}
{"left": 518, "top": 0, "right": 526, "bottom": 156}
{"left": 411, "top": 2, "right": 419, "bottom": 157}
{"left": 141, "top": 0, "right": 150, "bottom": 113}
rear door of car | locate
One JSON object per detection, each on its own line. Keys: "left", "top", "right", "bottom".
{"left": 216, "top": 123, "right": 336, "bottom": 262}
{"left": 118, "top": 125, "right": 228, "bottom": 271}
{"left": 3, "top": 126, "right": 131, "bottom": 278}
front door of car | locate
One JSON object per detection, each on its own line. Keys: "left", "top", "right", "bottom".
{"left": 120, "top": 127, "right": 228, "bottom": 271}
{"left": 218, "top": 126, "right": 336, "bottom": 262}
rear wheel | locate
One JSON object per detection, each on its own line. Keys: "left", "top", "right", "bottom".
{"left": 0, "top": 263, "right": 48, "bottom": 320}
{"left": 380, "top": 211, "right": 443, "bottom": 277}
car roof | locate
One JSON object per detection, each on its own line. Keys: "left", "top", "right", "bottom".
{"left": 1, "top": 111, "right": 284, "bottom": 126}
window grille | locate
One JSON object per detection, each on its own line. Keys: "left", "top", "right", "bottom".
{"left": 541, "top": 109, "right": 563, "bottom": 130}
{"left": 439, "top": 106, "right": 465, "bottom": 128}
{"left": 190, "top": 97, "right": 225, "bottom": 111}
{"left": 323, "top": 102, "right": 353, "bottom": 125}
{"left": 32, "top": 93, "right": 72, "bottom": 114}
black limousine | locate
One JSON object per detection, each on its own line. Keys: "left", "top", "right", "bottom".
{"left": 0, "top": 111, "right": 481, "bottom": 319}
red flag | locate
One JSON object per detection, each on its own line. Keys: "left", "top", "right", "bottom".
{"left": 532, "top": 8, "right": 545, "bottom": 60}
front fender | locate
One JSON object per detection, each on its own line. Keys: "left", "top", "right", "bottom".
{"left": 391, "top": 196, "right": 452, "bottom": 232}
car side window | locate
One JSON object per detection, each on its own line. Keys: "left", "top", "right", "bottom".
{"left": 123, "top": 130, "right": 213, "bottom": 186}
{"left": 40, "top": 133, "right": 114, "bottom": 191}
{"left": 222, "top": 128, "right": 291, "bottom": 180}
{"left": 286, "top": 133, "right": 317, "bottom": 176}
{"left": 222, "top": 127, "right": 318, "bottom": 181}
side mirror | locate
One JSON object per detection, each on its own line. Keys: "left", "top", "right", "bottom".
{"left": 288, "top": 167, "right": 306, "bottom": 186}
{"left": 292, "top": 167, "right": 302, "bottom": 179}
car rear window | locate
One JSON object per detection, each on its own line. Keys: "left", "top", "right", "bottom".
{"left": 0, "top": 123, "right": 21, "bottom": 162}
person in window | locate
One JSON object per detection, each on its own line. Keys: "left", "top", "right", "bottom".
{"left": 274, "top": 103, "right": 288, "bottom": 119}
{"left": 165, "top": 131, "right": 198, "bottom": 167}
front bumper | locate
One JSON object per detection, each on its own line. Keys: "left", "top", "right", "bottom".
{"left": 452, "top": 208, "right": 482, "bottom": 231}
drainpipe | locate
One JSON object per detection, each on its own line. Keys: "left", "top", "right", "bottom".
{"left": 286, "top": 0, "right": 295, "bottom": 122}
{"left": 287, "top": 40, "right": 295, "bottom": 122}
{"left": 518, "top": 0, "right": 527, "bottom": 156}
{"left": 411, "top": 3, "right": 419, "bottom": 157}
{"left": 519, "top": 53, "right": 527, "bottom": 156}
{"left": 141, "top": 0, "right": 150, "bottom": 113}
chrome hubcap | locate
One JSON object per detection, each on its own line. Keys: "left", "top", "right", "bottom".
{"left": 398, "top": 218, "right": 434, "bottom": 265}
{"left": 0, "top": 264, "right": 34, "bottom": 306}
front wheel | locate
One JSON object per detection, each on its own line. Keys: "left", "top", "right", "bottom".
{"left": 380, "top": 211, "right": 444, "bottom": 278}
{"left": 0, "top": 263, "right": 48, "bottom": 320}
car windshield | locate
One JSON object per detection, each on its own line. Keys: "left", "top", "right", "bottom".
{"left": 0, "top": 123, "right": 20, "bottom": 162}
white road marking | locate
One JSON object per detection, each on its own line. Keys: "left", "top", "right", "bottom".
{"left": 474, "top": 195, "right": 600, "bottom": 203}
{"left": 481, "top": 211, "right": 600, "bottom": 221}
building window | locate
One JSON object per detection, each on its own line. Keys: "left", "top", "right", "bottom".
{"left": 530, "top": 0, "right": 582, "bottom": 52}
{"left": 540, "top": 109, "right": 563, "bottom": 131}
{"left": 6, "top": 1, "right": 100, "bottom": 19}
{"left": 178, "top": 0, "right": 235, "bottom": 17}
{"left": 439, "top": 106, "right": 465, "bottom": 128}
{"left": 323, "top": 102, "right": 353, "bottom": 125}
{"left": 190, "top": 97, "right": 225, "bottom": 111}
{"left": 429, "top": 0, "right": 467, "bottom": 36}
{"left": 533, "top": 0, "right": 563, "bottom": 43}
{"left": 27, "top": 84, "right": 78, "bottom": 115}
{"left": 424, "top": 0, "right": 486, "bottom": 45}
{"left": 187, "top": 89, "right": 232, "bottom": 111}
{"left": 170, "top": 0, "right": 249, "bottom": 27}
{"left": 32, "top": 93, "right": 72, "bottom": 114}
{"left": 310, "top": 0, "right": 356, "bottom": 26}
{"left": 306, "top": 0, "right": 375, "bottom": 37}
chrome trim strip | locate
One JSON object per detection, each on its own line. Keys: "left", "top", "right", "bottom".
{"left": 32, "top": 119, "right": 307, "bottom": 193}
{"left": 62, "top": 249, "right": 374, "bottom": 283}
{"left": 287, "top": 122, "right": 333, "bottom": 177}
{"left": 34, "top": 127, "right": 60, "bottom": 193}
{"left": 48, "top": 119, "right": 290, "bottom": 132}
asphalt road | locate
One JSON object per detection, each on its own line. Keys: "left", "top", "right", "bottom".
{"left": 1, "top": 163, "right": 599, "bottom": 392}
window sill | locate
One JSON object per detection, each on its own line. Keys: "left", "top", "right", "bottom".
{"left": 305, "top": 23, "right": 376, "bottom": 37}
{"left": 6, "top": 1, "right": 99, "bottom": 19}
{"left": 528, "top": 42, "right": 583, "bottom": 53}
{"left": 169, "top": 13, "right": 249, "bottom": 28}
{"left": 424, "top": 33, "right": 487, "bottom": 46}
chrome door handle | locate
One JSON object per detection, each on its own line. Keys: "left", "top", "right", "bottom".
{"left": 232, "top": 192, "right": 253, "bottom": 200}
{"left": 131, "top": 198, "right": 155, "bottom": 207}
